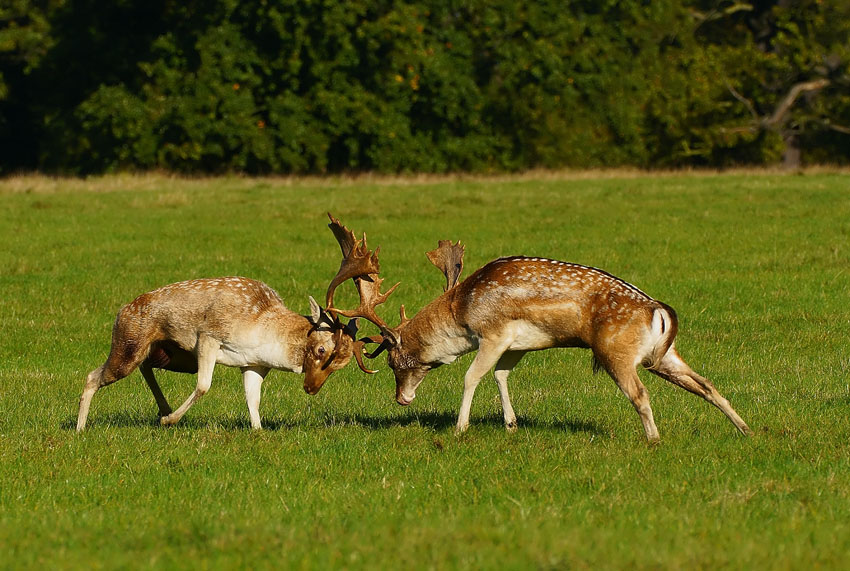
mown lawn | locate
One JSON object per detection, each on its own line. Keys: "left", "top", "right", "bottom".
{"left": 1, "top": 172, "right": 848, "bottom": 569}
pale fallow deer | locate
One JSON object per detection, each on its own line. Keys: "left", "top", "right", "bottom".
{"left": 326, "top": 222, "right": 752, "bottom": 442}
{"left": 77, "top": 267, "right": 375, "bottom": 431}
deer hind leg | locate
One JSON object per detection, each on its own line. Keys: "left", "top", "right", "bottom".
{"left": 493, "top": 351, "right": 526, "bottom": 432}
{"left": 161, "top": 335, "right": 219, "bottom": 427}
{"left": 598, "top": 353, "right": 660, "bottom": 442}
{"left": 138, "top": 362, "right": 172, "bottom": 417}
{"left": 649, "top": 346, "right": 751, "bottom": 436}
{"left": 242, "top": 366, "right": 269, "bottom": 430}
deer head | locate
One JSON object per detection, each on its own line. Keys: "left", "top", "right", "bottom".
{"left": 301, "top": 295, "right": 359, "bottom": 395}
{"left": 332, "top": 236, "right": 465, "bottom": 405}
{"left": 397, "top": 240, "right": 465, "bottom": 403}
{"left": 299, "top": 214, "right": 392, "bottom": 394}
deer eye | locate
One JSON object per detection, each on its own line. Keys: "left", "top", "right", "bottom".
{"left": 317, "top": 346, "right": 326, "bottom": 356}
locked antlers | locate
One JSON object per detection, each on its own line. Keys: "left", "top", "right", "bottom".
{"left": 325, "top": 213, "right": 400, "bottom": 372}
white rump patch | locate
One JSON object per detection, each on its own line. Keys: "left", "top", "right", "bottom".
{"left": 650, "top": 309, "right": 664, "bottom": 338}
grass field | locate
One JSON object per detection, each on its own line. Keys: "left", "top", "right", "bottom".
{"left": 1, "top": 171, "right": 849, "bottom": 569}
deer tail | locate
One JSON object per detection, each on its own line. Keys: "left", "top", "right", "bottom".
{"left": 645, "top": 302, "right": 678, "bottom": 371}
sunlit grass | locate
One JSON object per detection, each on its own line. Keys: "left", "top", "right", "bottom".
{"left": 1, "top": 172, "right": 849, "bottom": 569}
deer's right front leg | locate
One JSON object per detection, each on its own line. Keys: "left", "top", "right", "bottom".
{"left": 242, "top": 366, "right": 269, "bottom": 430}
{"left": 456, "top": 338, "right": 512, "bottom": 434}
{"left": 161, "top": 335, "right": 219, "bottom": 426}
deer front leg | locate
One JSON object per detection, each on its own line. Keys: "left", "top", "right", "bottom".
{"left": 242, "top": 366, "right": 269, "bottom": 430}
{"left": 456, "top": 337, "right": 513, "bottom": 434}
{"left": 161, "top": 335, "right": 219, "bottom": 426}
{"left": 77, "top": 355, "right": 140, "bottom": 431}
{"left": 494, "top": 351, "right": 525, "bottom": 432}
{"left": 77, "top": 366, "right": 105, "bottom": 432}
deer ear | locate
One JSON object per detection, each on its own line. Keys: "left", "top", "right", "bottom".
{"left": 308, "top": 295, "right": 322, "bottom": 323}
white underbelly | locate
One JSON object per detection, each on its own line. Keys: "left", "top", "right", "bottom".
{"left": 506, "top": 321, "right": 555, "bottom": 351}
{"left": 216, "top": 343, "right": 294, "bottom": 371}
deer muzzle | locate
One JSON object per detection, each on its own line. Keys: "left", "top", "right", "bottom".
{"left": 303, "top": 367, "right": 332, "bottom": 395}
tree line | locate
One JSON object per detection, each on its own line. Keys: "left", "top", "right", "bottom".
{"left": 1, "top": 0, "right": 848, "bottom": 175}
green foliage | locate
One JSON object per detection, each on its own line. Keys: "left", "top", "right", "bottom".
{"left": 1, "top": 0, "right": 849, "bottom": 174}
{"left": 0, "top": 0, "right": 53, "bottom": 98}
{"left": 1, "top": 173, "right": 849, "bottom": 568}
{"left": 678, "top": 0, "right": 850, "bottom": 166}
{"left": 0, "top": 0, "right": 56, "bottom": 171}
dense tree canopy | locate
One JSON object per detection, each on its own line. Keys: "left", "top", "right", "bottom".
{"left": 1, "top": 0, "right": 847, "bottom": 174}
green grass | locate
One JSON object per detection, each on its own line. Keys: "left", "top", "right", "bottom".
{"left": 1, "top": 171, "right": 849, "bottom": 569}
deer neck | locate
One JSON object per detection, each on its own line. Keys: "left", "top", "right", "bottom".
{"left": 401, "top": 290, "right": 476, "bottom": 366}
{"left": 226, "top": 307, "right": 312, "bottom": 372}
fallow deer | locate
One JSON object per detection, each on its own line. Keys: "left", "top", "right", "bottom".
{"left": 327, "top": 223, "right": 752, "bottom": 442}
{"left": 77, "top": 272, "right": 372, "bottom": 431}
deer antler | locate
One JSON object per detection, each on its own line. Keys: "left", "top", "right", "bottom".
{"left": 327, "top": 212, "right": 357, "bottom": 258}
{"left": 325, "top": 214, "right": 401, "bottom": 362}
{"left": 426, "top": 240, "right": 465, "bottom": 291}
{"left": 325, "top": 213, "right": 381, "bottom": 308}
{"left": 326, "top": 273, "right": 399, "bottom": 332}
{"left": 351, "top": 339, "right": 379, "bottom": 374}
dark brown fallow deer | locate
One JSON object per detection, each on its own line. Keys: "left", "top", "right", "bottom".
{"left": 327, "top": 224, "right": 751, "bottom": 442}
{"left": 77, "top": 247, "right": 379, "bottom": 430}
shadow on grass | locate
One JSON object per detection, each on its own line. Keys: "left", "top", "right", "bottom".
{"left": 349, "top": 411, "right": 606, "bottom": 436}
{"left": 64, "top": 411, "right": 292, "bottom": 432}
{"left": 66, "top": 409, "right": 606, "bottom": 436}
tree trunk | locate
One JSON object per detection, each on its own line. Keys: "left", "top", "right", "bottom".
{"left": 782, "top": 134, "right": 801, "bottom": 169}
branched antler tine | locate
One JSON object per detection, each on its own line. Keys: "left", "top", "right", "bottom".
{"left": 352, "top": 339, "right": 379, "bottom": 374}
{"left": 426, "top": 240, "right": 465, "bottom": 292}
{"left": 380, "top": 279, "right": 401, "bottom": 301}
{"left": 327, "top": 212, "right": 357, "bottom": 258}
{"left": 325, "top": 252, "right": 379, "bottom": 307}
{"left": 326, "top": 274, "right": 397, "bottom": 331}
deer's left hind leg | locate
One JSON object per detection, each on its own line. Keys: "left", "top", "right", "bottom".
{"left": 161, "top": 335, "right": 219, "bottom": 426}
{"left": 649, "top": 346, "right": 751, "bottom": 436}
{"left": 139, "top": 362, "right": 172, "bottom": 417}
{"left": 494, "top": 351, "right": 525, "bottom": 432}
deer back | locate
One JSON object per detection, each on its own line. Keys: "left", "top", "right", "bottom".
{"left": 117, "top": 277, "right": 295, "bottom": 346}
{"left": 428, "top": 257, "right": 664, "bottom": 350}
